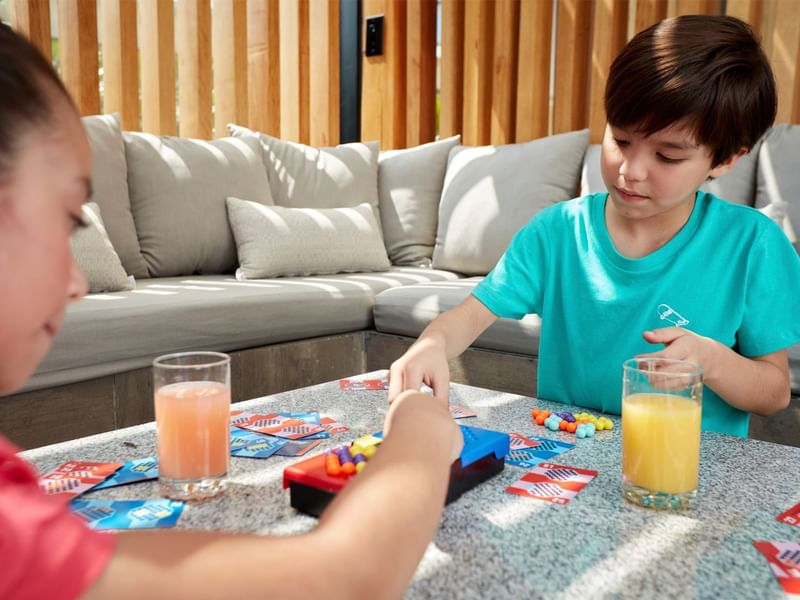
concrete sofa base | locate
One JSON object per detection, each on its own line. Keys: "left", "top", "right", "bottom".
{"left": 3, "top": 330, "right": 797, "bottom": 450}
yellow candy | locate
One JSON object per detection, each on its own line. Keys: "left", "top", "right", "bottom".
{"left": 355, "top": 462, "right": 366, "bottom": 473}
{"left": 364, "top": 445, "right": 377, "bottom": 458}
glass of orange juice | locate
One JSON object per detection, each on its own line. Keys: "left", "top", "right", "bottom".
{"left": 622, "top": 358, "right": 703, "bottom": 510}
{"left": 153, "top": 351, "right": 231, "bottom": 501}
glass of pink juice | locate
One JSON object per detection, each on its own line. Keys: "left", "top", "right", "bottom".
{"left": 622, "top": 358, "right": 703, "bottom": 510}
{"left": 154, "top": 352, "right": 231, "bottom": 500}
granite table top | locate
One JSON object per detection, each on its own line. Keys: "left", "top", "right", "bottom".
{"left": 23, "top": 372, "right": 800, "bottom": 599}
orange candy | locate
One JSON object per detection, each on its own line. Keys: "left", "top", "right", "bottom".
{"left": 566, "top": 422, "right": 577, "bottom": 433}
{"left": 535, "top": 415, "right": 546, "bottom": 426}
{"left": 559, "top": 420, "right": 568, "bottom": 431}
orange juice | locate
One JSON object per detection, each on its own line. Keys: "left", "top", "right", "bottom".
{"left": 622, "top": 393, "right": 701, "bottom": 495}
{"left": 155, "top": 381, "right": 230, "bottom": 481}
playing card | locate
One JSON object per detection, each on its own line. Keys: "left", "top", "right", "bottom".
{"left": 505, "top": 462, "right": 597, "bottom": 504}
{"left": 230, "top": 428, "right": 288, "bottom": 458}
{"left": 777, "top": 500, "right": 800, "bottom": 527}
{"left": 320, "top": 416, "right": 349, "bottom": 434}
{"left": 91, "top": 457, "right": 159, "bottom": 490}
{"left": 753, "top": 541, "right": 800, "bottom": 594}
{"left": 39, "top": 461, "right": 123, "bottom": 500}
{"left": 339, "top": 377, "right": 389, "bottom": 391}
{"left": 70, "top": 499, "right": 185, "bottom": 530}
{"left": 234, "top": 412, "right": 326, "bottom": 439}
{"left": 505, "top": 437, "right": 575, "bottom": 469}
{"left": 449, "top": 404, "right": 477, "bottom": 419}
{"left": 275, "top": 439, "right": 323, "bottom": 457}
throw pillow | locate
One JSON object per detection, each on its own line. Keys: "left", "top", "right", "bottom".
{"left": 82, "top": 113, "right": 149, "bottom": 278}
{"left": 227, "top": 124, "right": 380, "bottom": 217}
{"left": 433, "top": 129, "right": 590, "bottom": 275}
{"left": 124, "top": 132, "right": 272, "bottom": 277}
{"left": 226, "top": 197, "right": 391, "bottom": 278}
{"left": 379, "top": 135, "right": 460, "bottom": 266}
{"left": 756, "top": 124, "right": 799, "bottom": 251}
{"left": 70, "top": 202, "right": 134, "bottom": 293}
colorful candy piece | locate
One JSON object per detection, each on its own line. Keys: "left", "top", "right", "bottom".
{"left": 325, "top": 452, "right": 342, "bottom": 476}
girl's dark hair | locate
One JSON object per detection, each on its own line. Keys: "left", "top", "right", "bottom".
{"left": 0, "top": 23, "right": 72, "bottom": 181}
{"left": 605, "top": 15, "right": 777, "bottom": 167}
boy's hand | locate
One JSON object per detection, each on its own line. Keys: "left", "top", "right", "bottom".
{"left": 638, "top": 327, "right": 721, "bottom": 378}
{"left": 384, "top": 390, "right": 463, "bottom": 463}
{"left": 388, "top": 338, "right": 450, "bottom": 404}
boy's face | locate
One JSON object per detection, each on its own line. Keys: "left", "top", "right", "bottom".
{"left": 600, "top": 123, "right": 738, "bottom": 222}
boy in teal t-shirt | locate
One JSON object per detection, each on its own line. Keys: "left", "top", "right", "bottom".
{"left": 388, "top": 15, "right": 800, "bottom": 436}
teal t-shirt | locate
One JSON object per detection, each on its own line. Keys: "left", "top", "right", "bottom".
{"left": 472, "top": 191, "right": 800, "bottom": 437}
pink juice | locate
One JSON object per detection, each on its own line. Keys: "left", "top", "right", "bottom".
{"left": 155, "top": 381, "right": 230, "bottom": 481}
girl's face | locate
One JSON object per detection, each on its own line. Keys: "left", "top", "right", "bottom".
{"left": 0, "top": 96, "right": 89, "bottom": 393}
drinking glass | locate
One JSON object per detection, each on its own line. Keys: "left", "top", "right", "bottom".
{"left": 621, "top": 357, "right": 703, "bottom": 510}
{"left": 153, "top": 351, "right": 231, "bottom": 500}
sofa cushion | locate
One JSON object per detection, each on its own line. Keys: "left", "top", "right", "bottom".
{"left": 373, "top": 279, "right": 541, "bottom": 356}
{"left": 124, "top": 132, "right": 271, "bottom": 277}
{"left": 70, "top": 203, "right": 134, "bottom": 293}
{"left": 82, "top": 114, "right": 149, "bottom": 278}
{"left": 580, "top": 141, "right": 760, "bottom": 207}
{"left": 227, "top": 198, "right": 390, "bottom": 278}
{"left": 756, "top": 124, "right": 799, "bottom": 253}
{"left": 379, "top": 136, "right": 461, "bottom": 266}
{"left": 433, "top": 129, "right": 589, "bottom": 275}
{"left": 25, "top": 268, "right": 461, "bottom": 392}
{"left": 228, "top": 124, "right": 380, "bottom": 218}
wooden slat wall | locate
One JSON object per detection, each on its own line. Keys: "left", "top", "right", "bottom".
{"left": 7, "top": 0, "right": 800, "bottom": 148}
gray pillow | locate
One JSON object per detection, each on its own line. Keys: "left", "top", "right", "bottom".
{"left": 580, "top": 141, "right": 760, "bottom": 207}
{"left": 226, "top": 197, "right": 391, "bottom": 278}
{"left": 124, "top": 132, "right": 272, "bottom": 277}
{"left": 228, "top": 124, "right": 380, "bottom": 217}
{"left": 433, "top": 129, "right": 589, "bottom": 275}
{"left": 70, "top": 203, "right": 134, "bottom": 293}
{"left": 756, "top": 125, "right": 799, "bottom": 252}
{"left": 379, "top": 136, "right": 461, "bottom": 266}
{"left": 82, "top": 114, "right": 149, "bottom": 278}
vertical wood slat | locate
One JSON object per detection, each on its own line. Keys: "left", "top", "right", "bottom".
{"left": 764, "top": 0, "right": 800, "bottom": 124}
{"left": 725, "top": 0, "right": 764, "bottom": 38}
{"left": 490, "top": 0, "right": 520, "bottom": 145}
{"left": 101, "top": 0, "right": 139, "bottom": 131}
{"left": 57, "top": 0, "right": 100, "bottom": 116}
{"left": 176, "top": 0, "right": 212, "bottom": 139}
{"left": 588, "top": 0, "right": 629, "bottom": 143}
{"left": 9, "top": 0, "right": 52, "bottom": 60}
{"left": 553, "top": 0, "right": 592, "bottom": 134}
{"left": 360, "top": 0, "right": 385, "bottom": 144}
{"left": 462, "top": 0, "right": 494, "bottom": 146}
{"left": 213, "top": 0, "right": 248, "bottom": 138}
{"left": 440, "top": 0, "right": 465, "bottom": 139}
{"left": 139, "top": 0, "right": 176, "bottom": 135}
{"left": 309, "top": 0, "right": 340, "bottom": 146}
{"left": 635, "top": 0, "right": 668, "bottom": 34}
{"left": 670, "top": 0, "right": 722, "bottom": 16}
{"left": 515, "top": 0, "right": 552, "bottom": 142}
{"left": 383, "top": 0, "right": 407, "bottom": 149}
{"left": 405, "top": 0, "right": 437, "bottom": 147}
{"left": 279, "top": 0, "right": 307, "bottom": 142}
{"left": 299, "top": 0, "right": 310, "bottom": 144}
{"left": 247, "top": 0, "right": 281, "bottom": 137}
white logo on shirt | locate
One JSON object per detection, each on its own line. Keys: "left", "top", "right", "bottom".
{"left": 657, "top": 304, "right": 689, "bottom": 327}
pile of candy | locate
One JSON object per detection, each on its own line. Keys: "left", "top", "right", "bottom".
{"left": 325, "top": 434, "right": 382, "bottom": 477}
{"left": 531, "top": 409, "right": 613, "bottom": 438}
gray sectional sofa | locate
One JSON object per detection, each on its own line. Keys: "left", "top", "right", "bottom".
{"left": 2, "top": 115, "right": 797, "bottom": 449}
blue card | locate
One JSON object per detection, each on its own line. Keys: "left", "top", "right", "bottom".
{"left": 506, "top": 436, "right": 575, "bottom": 469}
{"left": 70, "top": 499, "right": 185, "bottom": 530}
{"left": 275, "top": 438, "right": 323, "bottom": 457}
{"left": 91, "top": 456, "right": 159, "bottom": 490}
{"left": 230, "top": 427, "right": 288, "bottom": 457}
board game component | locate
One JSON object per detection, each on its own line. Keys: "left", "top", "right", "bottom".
{"left": 532, "top": 408, "right": 613, "bottom": 436}
{"left": 283, "top": 425, "right": 510, "bottom": 517}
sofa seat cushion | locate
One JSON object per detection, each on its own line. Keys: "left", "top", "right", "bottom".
{"left": 25, "top": 268, "right": 461, "bottom": 392}
{"left": 790, "top": 345, "right": 800, "bottom": 397}
{"left": 373, "top": 279, "right": 541, "bottom": 356}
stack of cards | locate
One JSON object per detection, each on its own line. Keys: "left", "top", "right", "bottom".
{"left": 339, "top": 377, "right": 389, "bottom": 391}
{"left": 92, "top": 457, "right": 159, "bottom": 490}
{"left": 233, "top": 411, "right": 327, "bottom": 439}
{"left": 505, "top": 462, "right": 597, "bottom": 505}
{"left": 753, "top": 541, "right": 800, "bottom": 594}
{"left": 39, "top": 461, "right": 123, "bottom": 501}
{"left": 71, "top": 499, "right": 185, "bottom": 530}
{"left": 505, "top": 434, "right": 575, "bottom": 469}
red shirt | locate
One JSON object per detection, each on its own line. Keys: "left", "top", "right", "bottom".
{"left": 0, "top": 435, "right": 116, "bottom": 600}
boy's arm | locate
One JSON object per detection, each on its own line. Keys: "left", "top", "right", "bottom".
{"left": 83, "top": 392, "right": 462, "bottom": 600}
{"left": 640, "top": 328, "right": 791, "bottom": 416}
{"left": 388, "top": 295, "right": 498, "bottom": 402}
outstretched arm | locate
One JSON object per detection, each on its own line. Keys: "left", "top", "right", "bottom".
{"left": 84, "top": 391, "right": 463, "bottom": 600}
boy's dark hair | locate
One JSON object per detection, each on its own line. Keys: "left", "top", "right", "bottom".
{"left": 605, "top": 15, "right": 777, "bottom": 167}
{"left": 0, "top": 23, "right": 73, "bottom": 182}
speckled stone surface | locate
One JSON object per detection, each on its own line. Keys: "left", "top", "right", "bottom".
{"left": 23, "top": 371, "right": 800, "bottom": 599}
